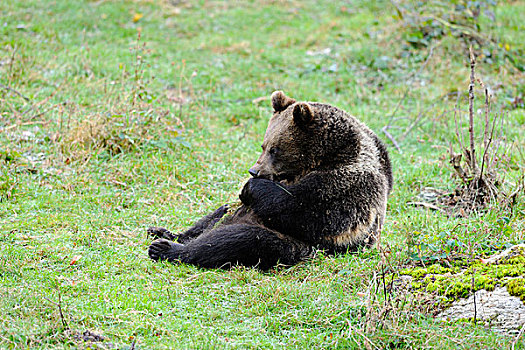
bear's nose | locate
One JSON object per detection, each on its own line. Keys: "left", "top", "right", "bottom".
{"left": 248, "top": 168, "right": 259, "bottom": 177}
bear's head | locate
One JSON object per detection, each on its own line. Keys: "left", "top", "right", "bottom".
{"left": 248, "top": 91, "right": 359, "bottom": 183}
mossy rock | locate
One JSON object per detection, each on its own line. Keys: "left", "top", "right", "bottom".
{"left": 401, "top": 244, "right": 525, "bottom": 307}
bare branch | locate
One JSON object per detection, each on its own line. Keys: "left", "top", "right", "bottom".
{"left": 0, "top": 83, "right": 30, "bottom": 102}
{"left": 407, "top": 201, "right": 449, "bottom": 215}
{"left": 381, "top": 126, "right": 402, "bottom": 153}
{"left": 57, "top": 289, "right": 69, "bottom": 330}
{"left": 472, "top": 269, "right": 477, "bottom": 324}
{"left": 483, "top": 87, "right": 491, "bottom": 163}
{"left": 467, "top": 47, "right": 477, "bottom": 173}
{"left": 453, "top": 92, "right": 466, "bottom": 155}
{"left": 450, "top": 153, "right": 469, "bottom": 183}
{"left": 479, "top": 96, "right": 497, "bottom": 180}
{"left": 385, "top": 45, "right": 436, "bottom": 127}
{"left": 489, "top": 108, "right": 505, "bottom": 170}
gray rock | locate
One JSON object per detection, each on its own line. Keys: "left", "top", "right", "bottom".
{"left": 438, "top": 287, "right": 525, "bottom": 334}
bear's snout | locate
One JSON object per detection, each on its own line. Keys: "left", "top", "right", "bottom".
{"left": 248, "top": 167, "right": 259, "bottom": 177}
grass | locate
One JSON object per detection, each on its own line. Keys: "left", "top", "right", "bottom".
{"left": 1, "top": 0, "right": 524, "bottom": 348}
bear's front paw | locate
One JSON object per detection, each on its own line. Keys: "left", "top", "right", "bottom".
{"left": 240, "top": 178, "right": 283, "bottom": 208}
{"left": 240, "top": 178, "right": 271, "bottom": 203}
{"left": 147, "top": 226, "right": 177, "bottom": 241}
{"left": 212, "top": 204, "right": 230, "bottom": 220}
{"left": 239, "top": 179, "right": 256, "bottom": 206}
{"left": 148, "top": 239, "right": 184, "bottom": 262}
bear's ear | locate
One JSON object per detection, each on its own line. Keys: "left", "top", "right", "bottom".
{"left": 292, "top": 102, "right": 314, "bottom": 127}
{"left": 271, "top": 91, "right": 296, "bottom": 113}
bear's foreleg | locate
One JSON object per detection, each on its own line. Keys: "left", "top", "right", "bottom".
{"left": 239, "top": 177, "right": 314, "bottom": 237}
{"left": 147, "top": 204, "right": 230, "bottom": 243}
{"left": 148, "top": 224, "right": 312, "bottom": 270}
{"left": 240, "top": 175, "right": 383, "bottom": 244}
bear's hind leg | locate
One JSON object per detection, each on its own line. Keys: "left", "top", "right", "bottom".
{"left": 147, "top": 204, "right": 230, "bottom": 243}
{"left": 148, "top": 224, "right": 312, "bottom": 270}
{"left": 176, "top": 204, "right": 230, "bottom": 243}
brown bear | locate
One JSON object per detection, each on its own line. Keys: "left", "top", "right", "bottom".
{"left": 148, "top": 91, "right": 393, "bottom": 270}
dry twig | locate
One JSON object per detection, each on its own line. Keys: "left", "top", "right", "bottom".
{"left": 382, "top": 45, "right": 436, "bottom": 151}
{"left": 467, "top": 47, "right": 477, "bottom": 172}
{"left": 407, "top": 201, "right": 449, "bottom": 215}
{"left": 0, "top": 82, "right": 30, "bottom": 102}
{"left": 381, "top": 126, "right": 402, "bottom": 153}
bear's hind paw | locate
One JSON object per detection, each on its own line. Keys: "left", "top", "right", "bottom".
{"left": 148, "top": 239, "right": 184, "bottom": 262}
{"left": 147, "top": 226, "right": 177, "bottom": 241}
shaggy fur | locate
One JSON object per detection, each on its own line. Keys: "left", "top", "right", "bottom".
{"left": 148, "top": 91, "right": 392, "bottom": 269}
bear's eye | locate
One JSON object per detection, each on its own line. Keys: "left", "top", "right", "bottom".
{"left": 269, "top": 147, "right": 278, "bottom": 156}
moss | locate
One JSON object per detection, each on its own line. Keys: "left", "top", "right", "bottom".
{"left": 504, "top": 255, "right": 525, "bottom": 265}
{"left": 454, "top": 317, "right": 480, "bottom": 324}
{"left": 445, "top": 281, "right": 471, "bottom": 299}
{"left": 506, "top": 278, "right": 525, "bottom": 302}
{"left": 401, "top": 264, "right": 454, "bottom": 279}
{"left": 402, "top": 267, "right": 432, "bottom": 280}
{"left": 402, "top": 246, "right": 525, "bottom": 306}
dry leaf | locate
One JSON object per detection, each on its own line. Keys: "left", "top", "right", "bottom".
{"left": 133, "top": 13, "right": 144, "bottom": 23}
{"left": 70, "top": 255, "right": 82, "bottom": 265}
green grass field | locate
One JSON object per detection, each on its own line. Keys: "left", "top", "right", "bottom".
{"left": 1, "top": 0, "right": 524, "bottom": 348}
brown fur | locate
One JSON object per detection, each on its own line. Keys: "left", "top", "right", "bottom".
{"left": 149, "top": 91, "right": 393, "bottom": 269}
{"left": 249, "top": 91, "right": 392, "bottom": 251}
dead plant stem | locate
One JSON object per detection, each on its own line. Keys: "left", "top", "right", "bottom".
{"left": 381, "top": 126, "right": 402, "bottom": 153}
{"left": 346, "top": 320, "right": 379, "bottom": 350}
{"left": 468, "top": 47, "right": 477, "bottom": 173}
{"left": 8, "top": 44, "right": 18, "bottom": 86}
{"left": 482, "top": 86, "right": 490, "bottom": 159}
{"left": 0, "top": 82, "right": 30, "bottom": 102}
{"left": 471, "top": 270, "right": 477, "bottom": 324}
{"left": 453, "top": 92, "right": 465, "bottom": 157}
{"left": 479, "top": 107, "right": 498, "bottom": 182}
{"left": 384, "top": 45, "right": 436, "bottom": 137}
